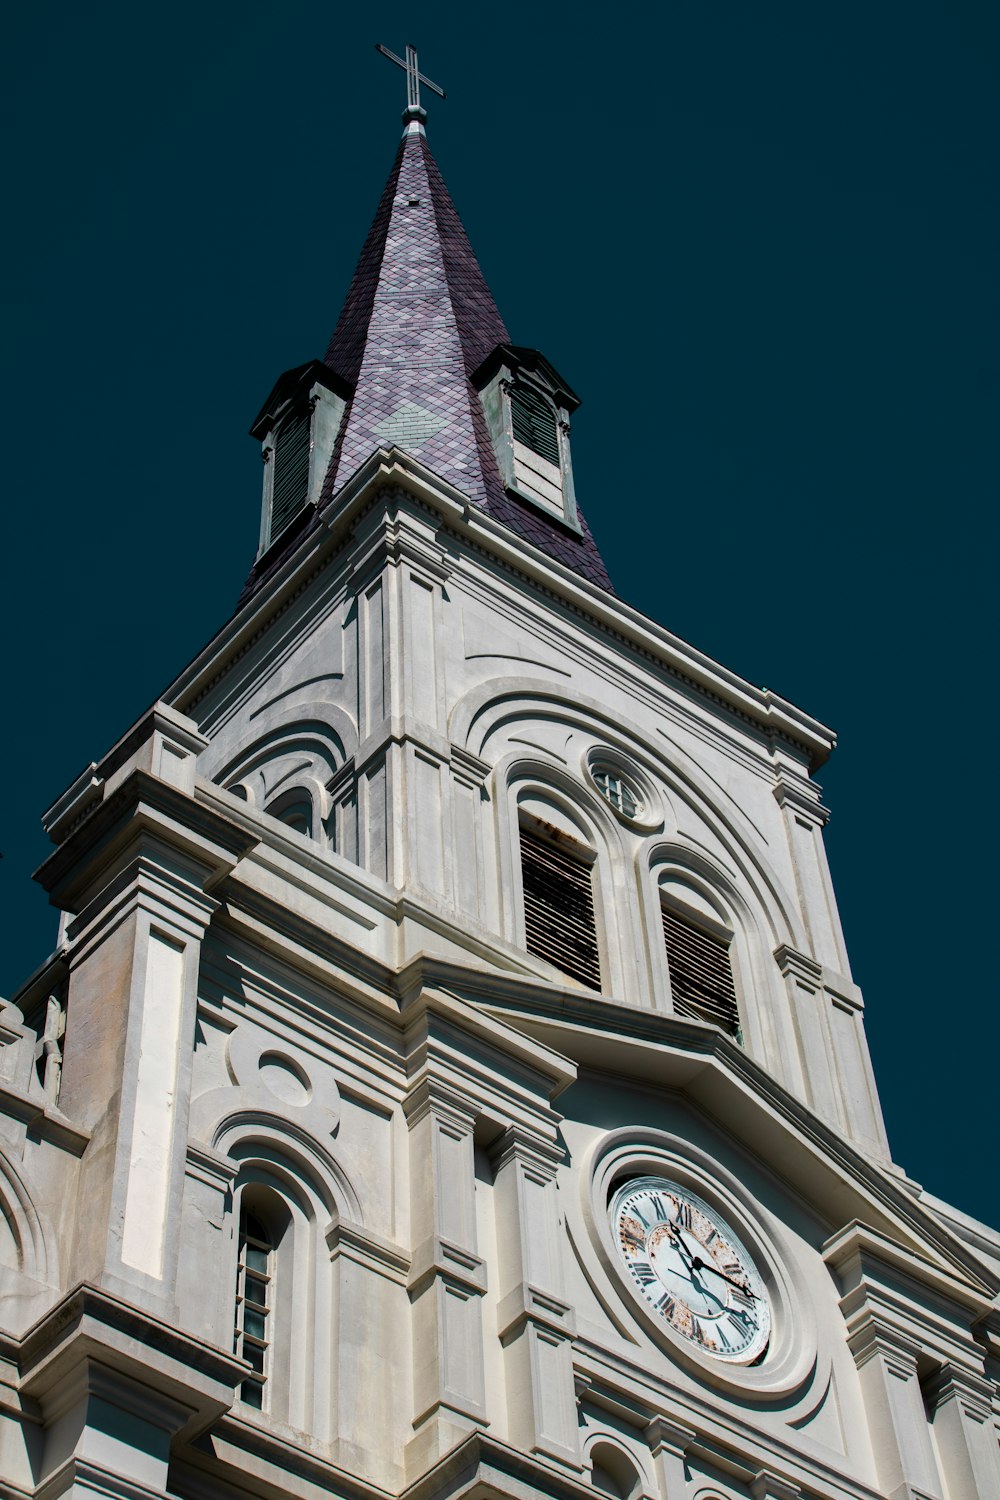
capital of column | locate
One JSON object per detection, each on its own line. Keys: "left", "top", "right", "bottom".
{"left": 402, "top": 1074, "right": 477, "bottom": 1133}
{"left": 750, "top": 1469, "right": 802, "bottom": 1500}
{"left": 644, "top": 1413, "right": 696, "bottom": 1460}
{"left": 773, "top": 943, "right": 823, "bottom": 991}
{"left": 488, "top": 1121, "right": 563, "bottom": 1179}
{"left": 922, "top": 1363, "right": 995, "bottom": 1424}
{"left": 844, "top": 1309, "right": 922, "bottom": 1379}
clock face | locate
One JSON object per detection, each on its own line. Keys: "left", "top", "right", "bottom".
{"left": 610, "top": 1176, "right": 770, "bottom": 1363}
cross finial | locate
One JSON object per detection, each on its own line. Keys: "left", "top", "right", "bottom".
{"left": 375, "top": 43, "right": 445, "bottom": 128}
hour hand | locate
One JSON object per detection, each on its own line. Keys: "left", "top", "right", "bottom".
{"left": 691, "top": 1256, "right": 757, "bottom": 1298}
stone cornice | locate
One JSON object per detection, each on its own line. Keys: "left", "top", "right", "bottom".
{"left": 0, "top": 1081, "right": 89, "bottom": 1158}
{"left": 326, "top": 1217, "right": 411, "bottom": 1284}
{"left": 14, "top": 1283, "right": 243, "bottom": 1446}
{"left": 34, "top": 769, "right": 257, "bottom": 914}
{"left": 164, "top": 452, "right": 836, "bottom": 770}
{"left": 573, "top": 1339, "right": 885, "bottom": 1500}
{"left": 479, "top": 997, "right": 1000, "bottom": 1297}
{"left": 823, "top": 1220, "right": 995, "bottom": 1318}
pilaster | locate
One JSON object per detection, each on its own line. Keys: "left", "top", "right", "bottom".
{"left": 825, "top": 1222, "right": 997, "bottom": 1500}
{"left": 771, "top": 747, "right": 848, "bottom": 976}
{"left": 345, "top": 493, "right": 458, "bottom": 902}
{"left": 843, "top": 1319, "right": 941, "bottom": 1500}
{"left": 645, "top": 1415, "right": 696, "bottom": 1498}
{"left": 923, "top": 1364, "right": 1000, "bottom": 1500}
{"left": 774, "top": 945, "right": 888, "bottom": 1157}
{"left": 404, "top": 1078, "right": 487, "bottom": 1468}
{"left": 35, "top": 708, "right": 255, "bottom": 1315}
{"left": 326, "top": 1218, "right": 411, "bottom": 1483}
{"left": 490, "top": 1126, "right": 578, "bottom": 1468}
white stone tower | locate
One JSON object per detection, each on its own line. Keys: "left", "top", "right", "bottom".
{"left": 2, "top": 77, "right": 998, "bottom": 1500}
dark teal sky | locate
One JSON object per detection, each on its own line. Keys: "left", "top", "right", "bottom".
{"left": 3, "top": 4, "right": 997, "bottom": 1226}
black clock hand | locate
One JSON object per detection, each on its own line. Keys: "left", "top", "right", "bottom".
{"left": 666, "top": 1230, "right": 720, "bottom": 1300}
{"left": 690, "top": 1256, "right": 757, "bottom": 1298}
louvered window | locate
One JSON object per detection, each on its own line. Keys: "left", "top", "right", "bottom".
{"left": 662, "top": 905, "right": 740, "bottom": 1038}
{"left": 520, "top": 825, "right": 600, "bottom": 990}
{"left": 511, "top": 384, "right": 560, "bottom": 466}
{"left": 269, "top": 406, "right": 312, "bottom": 543}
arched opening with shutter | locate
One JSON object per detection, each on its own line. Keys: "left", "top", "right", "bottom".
{"left": 519, "top": 818, "right": 601, "bottom": 990}
{"left": 653, "top": 872, "right": 743, "bottom": 1042}
{"left": 508, "top": 775, "right": 626, "bottom": 995}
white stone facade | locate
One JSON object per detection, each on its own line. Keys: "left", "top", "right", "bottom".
{"left": 2, "top": 123, "right": 998, "bottom": 1500}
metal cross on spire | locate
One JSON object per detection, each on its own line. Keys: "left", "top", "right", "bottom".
{"left": 375, "top": 42, "right": 446, "bottom": 119}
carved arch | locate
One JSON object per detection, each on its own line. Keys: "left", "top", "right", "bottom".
{"left": 0, "top": 1146, "right": 55, "bottom": 1285}
{"left": 452, "top": 679, "right": 807, "bottom": 955}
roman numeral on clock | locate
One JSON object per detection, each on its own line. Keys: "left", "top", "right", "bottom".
{"left": 653, "top": 1290, "right": 676, "bottom": 1318}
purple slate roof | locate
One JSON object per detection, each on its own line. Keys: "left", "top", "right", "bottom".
{"left": 240, "top": 123, "right": 612, "bottom": 606}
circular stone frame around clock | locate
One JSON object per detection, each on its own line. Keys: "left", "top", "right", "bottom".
{"left": 578, "top": 1127, "right": 822, "bottom": 1401}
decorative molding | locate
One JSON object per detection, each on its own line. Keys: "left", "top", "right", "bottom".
{"left": 408, "top": 1235, "right": 487, "bottom": 1299}
{"left": 326, "top": 1217, "right": 410, "bottom": 1284}
{"left": 750, "top": 1469, "right": 802, "bottom": 1500}
{"left": 496, "top": 1284, "right": 576, "bottom": 1342}
{"left": 773, "top": 944, "right": 823, "bottom": 990}
{"left": 643, "top": 1414, "right": 696, "bottom": 1458}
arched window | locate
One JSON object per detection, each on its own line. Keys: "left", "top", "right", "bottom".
{"left": 234, "top": 1191, "right": 289, "bottom": 1410}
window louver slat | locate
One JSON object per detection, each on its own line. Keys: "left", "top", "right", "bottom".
{"left": 662, "top": 906, "right": 740, "bottom": 1037}
{"left": 520, "top": 828, "right": 600, "bottom": 990}
{"left": 511, "top": 385, "right": 560, "bottom": 466}
{"left": 270, "top": 408, "right": 312, "bottom": 542}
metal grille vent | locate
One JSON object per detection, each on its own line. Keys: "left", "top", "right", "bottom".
{"left": 520, "top": 826, "right": 600, "bottom": 990}
{"left": 662, "top": 906, "right": 740, "bottom": 1037}
{"left": 270, "top": 407, "right": 312, "bottom": 542}
{"left": 511, "top": 384, "right": 560, "bottom": 466}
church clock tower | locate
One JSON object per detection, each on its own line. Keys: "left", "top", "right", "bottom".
{"left": 2, "top": 51, "right": 998, "bottom": 1500}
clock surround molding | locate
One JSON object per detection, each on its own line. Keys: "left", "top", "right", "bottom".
{"left": 579, "top": 1127, "right": 822, "bottom": 1401}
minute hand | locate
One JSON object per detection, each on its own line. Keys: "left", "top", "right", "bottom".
{"left": 690, "top": 1256, "right": 757, "bottom": 1298}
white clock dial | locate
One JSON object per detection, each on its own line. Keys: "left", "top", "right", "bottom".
{"left": 610, "top": 1176, "right": 770, "bottom": 1363}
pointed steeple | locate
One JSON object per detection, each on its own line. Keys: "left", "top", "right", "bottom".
{"left": 322, "top": 116, "right": 507, "bottom": 505}
{"left": 242, "top": 112, "right": 612, "bottom": 604}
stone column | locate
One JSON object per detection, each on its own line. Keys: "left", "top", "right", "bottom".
{"left": 490, "top": 1126, "right": 578, "bottom": 1468}
{"left": 404, "top": 1078, "right": 487, "bottom": 1467}
{"left": 924, "top": 1364, "right": 1000, "bottom": 1500}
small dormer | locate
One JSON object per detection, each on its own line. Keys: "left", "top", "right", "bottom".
{"left": 250, "top": 361, "right": 351, "bottom": 557}
{"left": 474, "top": 345, "right": 581, "bottom": 530}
